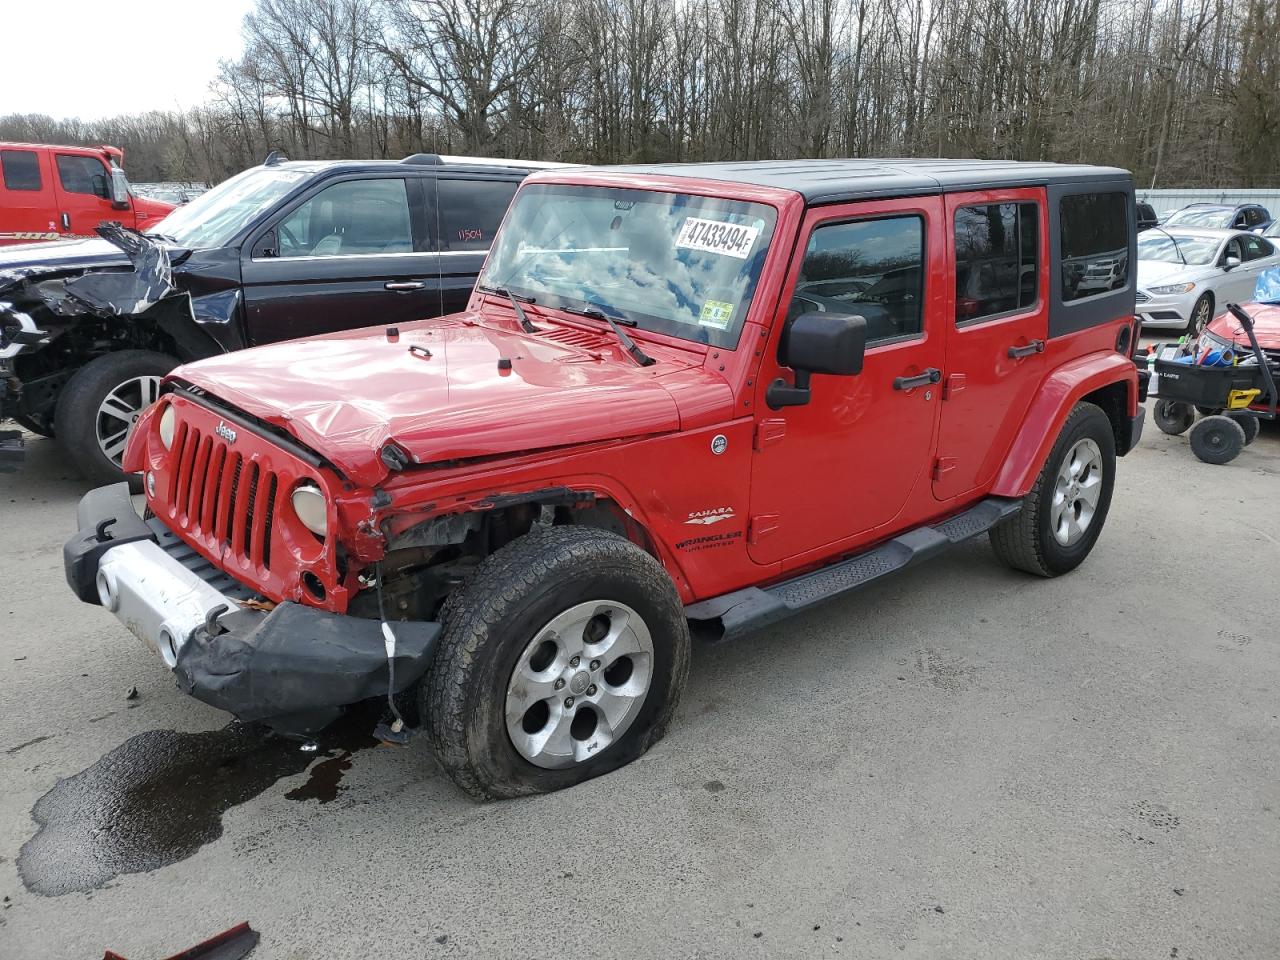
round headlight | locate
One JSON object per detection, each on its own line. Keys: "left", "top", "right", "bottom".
{"left": 159, "top": 404, "right": 176, "bottom": 450}
{"left": 291, "top": 483, "right": 328, "bottom": 538}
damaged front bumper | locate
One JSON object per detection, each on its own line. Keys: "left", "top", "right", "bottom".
{"left": 64, "top": 482, "right": 441, "bottom": 734}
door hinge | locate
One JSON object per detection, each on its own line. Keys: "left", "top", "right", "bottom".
{"left": 943, "top": 374, "right": 966, "bottom": 400}
{"left": 933, "top": 457, "right": 959, "bottom": 481}
{"left": 754, "top": 418, "right": 787, "bottom": 451}
{"left": 749, "top": 514, "right": 781, "bottom": 544}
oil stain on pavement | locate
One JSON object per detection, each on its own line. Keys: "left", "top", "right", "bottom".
{"left": 18, "top": 721, "right": 379, "bottom": 896}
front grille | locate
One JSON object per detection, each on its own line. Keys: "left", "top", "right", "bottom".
{"left": 169, "top": 420, "right": 280, "bottom": 571}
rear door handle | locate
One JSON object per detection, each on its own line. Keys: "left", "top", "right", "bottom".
{"left": 1008, "top": 339, "right": 1045, "bottom": 359}
{"left": 385, "top": 281, "right": 426, "bottom": 292}
{"left": 893, "top": 368, "right": 942, "bottom": 391}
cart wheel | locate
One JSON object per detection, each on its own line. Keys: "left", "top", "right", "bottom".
{"left": 1224, "top": 410, "right": 1260, "bottom": 446}
{"left": 1153, "top": 399, "right": 1195, "bottom": 436}
{"left": 1195, "top": 405, "right": 1223, "bottom": 417}
{"left": 1188, "top": 415, "right": 1246, "bottom": 465}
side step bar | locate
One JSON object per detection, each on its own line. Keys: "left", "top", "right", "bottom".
{"left": 685, "top": 496, "right": 1022, "bottom": 641}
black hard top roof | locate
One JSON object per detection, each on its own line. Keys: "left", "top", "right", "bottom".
{"left": 602, "top": 158, "right": 1131, "bottom": 204}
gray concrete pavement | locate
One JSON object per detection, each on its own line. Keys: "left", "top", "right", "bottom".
{"left": 1, "top": 416, "right": 1278, "bottom": 959}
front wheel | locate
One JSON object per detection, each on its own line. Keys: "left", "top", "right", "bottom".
{"left": 53, "top": 350, "right": 177, "bottom": 489}
{"left": 1188, "top": 415, "right": 1245, "bottom": 464}
{"left": 1187, "top": 293, "right": 1213, "bottom": 335}
{"left": 990, "top": 401, "right": 1116, "bottom": 577}
{"left": 423, "top": 526, "right": 691, "bottom": 800}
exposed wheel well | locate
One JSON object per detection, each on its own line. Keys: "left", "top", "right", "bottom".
{"left": 1080, "top": 380, "right": 1132, "bottom": 455}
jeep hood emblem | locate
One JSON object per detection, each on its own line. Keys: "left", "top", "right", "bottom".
{"left": 215, "top": 421, "right": 238, "bottom": 444}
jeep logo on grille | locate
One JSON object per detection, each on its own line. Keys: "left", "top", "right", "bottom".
{"left": 215, "top": 421, "right": 238, "bottom": 444}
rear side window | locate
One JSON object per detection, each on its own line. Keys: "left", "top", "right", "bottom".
{"left": 953, "top": 202, "right": 1039, "bottom": 323}
{"left": 792, "top": 215, "right": 925, "bottom": 345}
{"left": 2, "top": 150, "right": 41, "bottom": 191}
{"left": 435, "top": 179, "right": 519, "bottom": 251}
{"left": 1242, "top": 235, "right": 1273, "bottom": 261}
{"left": 1060, "top": 192, "right": 1129, "bottom": 302}
{"left": 1244, "top": 207, "right": 1266, "bottom": 227}
{"left": 56, "top": 154, "right": 108, "bottom": 197}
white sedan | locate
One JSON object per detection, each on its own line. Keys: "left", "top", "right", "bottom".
{"left": 1136, "top": 227, "right": 1280, "bottom": 332}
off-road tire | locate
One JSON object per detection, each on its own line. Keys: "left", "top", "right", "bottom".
{"left": 1187, "top": 293, "right": 1213, "bottom": 335}
{"left": 422, "top": 525, "right": 691, "bottom": 800}
{"left": 54, "top": 350, "right": 177, "bottom": 490}
{"left": 990, "top": 401, "right": 1116, "bottom": 577}
{"left": 1188, "top": 414, "right": 1245, "bottom": 465}
{"left": 1153, "top": 399, "right": 1195, "bottom": 436}
{"left": 1223, "top": 410, "right": 1259, "bottom": 446}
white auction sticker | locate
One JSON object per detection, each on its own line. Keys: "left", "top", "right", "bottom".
{"left": 675, "top": 217, "right": 760, "bottom": 259}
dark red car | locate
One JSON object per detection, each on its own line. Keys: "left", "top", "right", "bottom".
{"left": 64, "top": 159, "right": 1144, "bottom": 799}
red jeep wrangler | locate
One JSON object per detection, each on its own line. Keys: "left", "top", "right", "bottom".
{"left": 0, "top": 143, "right": 174, "bottom": 245}
{"left": 64, "top": 160, "right": 1144, "bottom": 799}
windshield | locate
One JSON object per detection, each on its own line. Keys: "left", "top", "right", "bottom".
{"left": 147, "top": 167, "right": 309, "bottom": 249}
{"left": 1164, "top": 207, "right": 1232, "bottom": 229}
{"left": 480, "top": 184, "right": 777, "bottom": 348}
{"left": 1137, "top": 232, "right": 1219, "bottom": 265}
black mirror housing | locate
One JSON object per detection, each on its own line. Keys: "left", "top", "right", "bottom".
{"left": 784, "top": 312, "right": 867, "bottom": 375}
{"left": 768, "top": 312, "right": 867, "bottom": 409}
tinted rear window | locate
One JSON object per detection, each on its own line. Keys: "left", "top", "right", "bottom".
{"left": 2, "top": 150, "right": 41, "bottom": 191}
{"left": 435, "top": 179, "right": 519, "bottom": 251}
{"left": 1060, "top": 192, "right": 1129, "bottom": 302}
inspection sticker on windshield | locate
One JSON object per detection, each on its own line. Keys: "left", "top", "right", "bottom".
{"left": 676, "top": 217, "right": 760, "bottom": 259}
{"left": 699, "top": 300, "right": 735, "bottom": 329}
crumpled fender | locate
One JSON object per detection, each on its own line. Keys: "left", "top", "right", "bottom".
{"left": 991, "top": 351, "right": 1137, "bottom": 498}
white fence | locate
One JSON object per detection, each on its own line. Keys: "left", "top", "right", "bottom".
{"left": 1137, "top": 188, "right": 1280, "bottom": 216}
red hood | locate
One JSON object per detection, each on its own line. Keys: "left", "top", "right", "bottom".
{"left": 1206, "top": 302, "right": 1280, "bottom": 351}
{"left": 172, "top": 314, "right": 731, "bottom": 487}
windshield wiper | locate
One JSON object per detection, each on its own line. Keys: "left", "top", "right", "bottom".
{"left": 562, "top": 305, "right": 655, "bottom": 367}
{"left": 477, "top": 284, "right": 539, "bottom": 333}
{"left": 1151, "top": 227, "right": 1187, "bottom": 265}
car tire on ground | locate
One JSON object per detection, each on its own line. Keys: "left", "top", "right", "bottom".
{"left": 990, "top": 401, "right": 1116, "bottom": 578}
{"left": 1187, "top": 293, "right": 1214, "bottom": 335}
{"left": 1153, "top": 399, "right": 1195, "bottom": 436}
{"left": 1223, "top": 410, "right": 1260, "bottom": 446}
{"left": 1188, "top": 414, "right": 1246, "bottom": 464}
{"left": 53, "top": 350, "right": 177, "bottom": 490}
{"left": 423, "top": 525, "right": 691, "bottom": 800}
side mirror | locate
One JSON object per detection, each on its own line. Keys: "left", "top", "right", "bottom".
{"left": 109, "top": 168, "right": 131, "bottom": 210}
{"left": 767, "top": 312, "right": 866, "bottom": 409}
{"left": 1223, "top": 255, "right": 1242, "bottom": 271}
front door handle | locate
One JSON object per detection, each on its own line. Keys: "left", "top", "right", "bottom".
{"left": 385, "top": 281, "right": 426, "bottom": 292}
{"left": 60, "top": 212, "right": 70, "bottom": 230}
{"left": 1008, "top": 339, "right": 1045, "bottom": 359}
{"left": 893, "top": 368, "right": 942, "bottom": 391}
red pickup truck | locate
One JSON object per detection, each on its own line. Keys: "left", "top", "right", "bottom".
{"left": 0, "top": 142, "right": 174, "bottom": 245}
{"left": 65, "top": 159, "right": 1145, "bottom": 799}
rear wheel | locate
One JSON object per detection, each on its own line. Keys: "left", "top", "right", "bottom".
{"left": 1188, "top": 415, "right": 1245, "bottom": 464}
{"left": 1153, "top": 399, "right": 1195, "bottom": 436}
{"left": 54, "top": 350, "right": 177, "bottom": 489}
{"left": 1223, "top": 410, "right": 1259, "bottom": 446}
{"left": 990, "top": 402, "right": 1116, "bottom": 577}
{"left": 423, "top": 526, "right": 690, "bottom": 799}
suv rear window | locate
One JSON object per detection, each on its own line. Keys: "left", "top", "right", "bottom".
{"left": 2, "top": 150, "right": 41, "bottom": 191}
{"left": 56, "top": 154, "right": 108, "bottom": 197}
{"left": 1060, "top": 192, "right": 1129, "bottom": 301}
{"left": 954, "top": 202, "right": 1039, "bottom": 323}
{"left": 436, "top": 179, "right": 519, "bottom": 251}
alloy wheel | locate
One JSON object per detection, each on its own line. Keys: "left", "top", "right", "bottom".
{"left": 95, "top": 376, "right": 161, "bottom": 467}
{"left": 1051, "top": 437, "right": 1103, "bottom": 546}
{"left": 505, "top": 600, "right": 654, "bottom": 769}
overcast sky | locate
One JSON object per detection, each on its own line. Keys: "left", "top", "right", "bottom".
{"left": 1, "top": 0, "right": 254, "bottom": 121}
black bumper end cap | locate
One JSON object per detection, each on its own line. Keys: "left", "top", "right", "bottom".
{"left": 63, "top": 482, "right": 156, "bottom": 604}
{"left": 174, "top": 602, "right": 443, "bottom": 734}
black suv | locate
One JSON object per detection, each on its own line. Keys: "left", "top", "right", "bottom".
{"left": 0, "top": 153, "right": 564, "bottom": 483}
